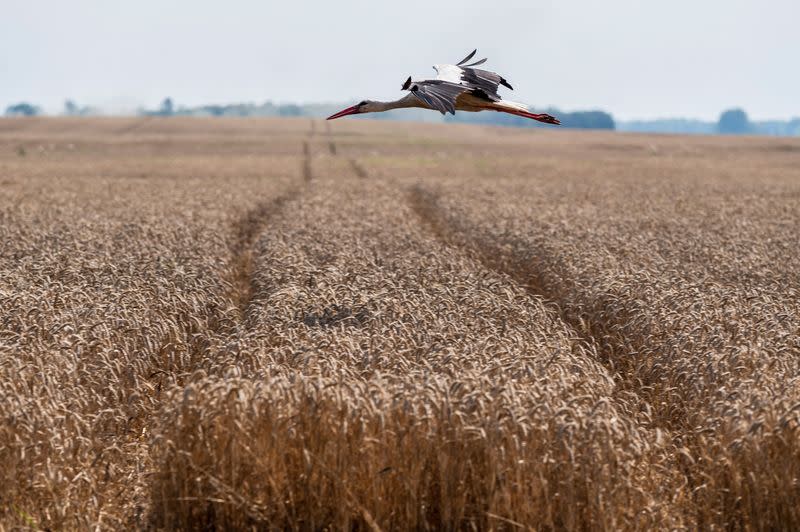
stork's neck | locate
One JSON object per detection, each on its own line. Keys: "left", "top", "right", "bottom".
{"left": 370, "top": 93, "right": 424, "bottom": 112}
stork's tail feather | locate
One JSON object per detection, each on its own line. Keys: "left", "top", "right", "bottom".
{"left": 499, "top": 108, "right": 561, "bottom": 125}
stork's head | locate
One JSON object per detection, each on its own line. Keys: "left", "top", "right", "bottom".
{"left": 326, "top": 100, "right": 374, "bottom": 120}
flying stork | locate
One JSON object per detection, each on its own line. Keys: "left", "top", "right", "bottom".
{"left": 327, "top": 49, "right": 560, "bottom": 125}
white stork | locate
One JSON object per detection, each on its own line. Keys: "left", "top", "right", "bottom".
{"left": 327, "top": 49, "right": 560, "bottom": 125}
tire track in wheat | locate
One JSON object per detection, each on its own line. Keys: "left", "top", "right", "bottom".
{"left": 324, "top": 126, "right": 368, "bottom": 180}
{"left": 408, "top": 184, "right": 662, "bottom": 427}
{"left": 116, "top": 117, "right": 152, "bottom": 135}
{"left": 348, "top": 159, "right": 368, "bottom": 179}
{"left": 303, "top": 141, "right": 313, "bottom": 182}
{"left": 229, "top": 191, "right": 299, "bottom": 327}
{"left": 226, "top": 138, "right": 315, "bottom": 328}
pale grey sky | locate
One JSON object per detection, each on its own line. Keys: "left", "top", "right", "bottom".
{"left": 2, "top": 0, "right": 798, "bottom": 120}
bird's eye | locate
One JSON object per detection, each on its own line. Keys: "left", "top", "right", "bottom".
{"left": 358, "top": 100, "right": 367, "bottom": 106}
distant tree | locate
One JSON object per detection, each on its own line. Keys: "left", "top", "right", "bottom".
{"left": 717, "top": 108, "right": 752, "bottom": 135}
{"left": 140, "top": 98, "right": 176, "bottom": 117}
{"left": 202, "top": 105, "right": 225, "bottom": 117}
{"left": 560, "top": 110, "right": 615, "bottom": 130}
{"left": 159, "top": 98, "right": 174, "bottom": 117}
{"left": 63, "top": 100, "right": 100, "bottom": 116}
{"left": 5, "top": 102, "right": 41, "bottom": 117}
{"left": 277, "top": 104, "right": 303, "bottom": 117}
{"left": 64, "top": 99, "right": 79, "bottom": 116}
{"left": 618, "top": 119, "right": 715, "bottom": 135}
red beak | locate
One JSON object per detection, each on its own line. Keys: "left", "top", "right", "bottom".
{"left": 326, "top": 104, "right": 360, "bottom": 120}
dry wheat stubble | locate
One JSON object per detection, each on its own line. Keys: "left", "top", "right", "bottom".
{"left": 1, "top": 117, "right": 799, "bottom": 530}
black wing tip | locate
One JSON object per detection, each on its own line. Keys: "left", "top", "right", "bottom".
{"left": 463, "top": 57, "right": 488, "bottom": 68}
{"left": 456, "top": 49, "right": 478, "bottom": 66}
{"left": 500, "top": 78, "right": 514, "bottom": 90}
{"left": 401, "top": 76, "right": 412, "bottom": 90}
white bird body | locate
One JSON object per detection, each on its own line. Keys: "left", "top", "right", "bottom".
{"left": 327, "top": 50, "right": 560, "bottom": 125}
{"left": 432, "top": 64, "right": 464, "bottom": 83}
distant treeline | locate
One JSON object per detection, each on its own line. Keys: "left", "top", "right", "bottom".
{"left": 158, "top": 98, "right": 615, "bottom": 130}
{"left": 5, "top": 98, "right": 799, "bottom": 136}
{"left": 445, "top": 109, "right": 614, "bottom": 129}
{"left": 620, "top": 109, "right": 800, "bottom": 136}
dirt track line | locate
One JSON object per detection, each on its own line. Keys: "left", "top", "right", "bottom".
{"left": 407, "top": 184, "right": 662, "bottom": 426}
{"left": 302, "top": 141, "right": 313, "bottom": 182}
{"left": 321, "top": 128, "right": 367, "bottom": 179}
{"left": 229, "top": 136, "right": 316, "bottom": 327}
{"left": 323, "top": 129, "right": 367, "bottom": 179}
{"left": 229, "top": 189, "right": 300, "bottom": 327}
{"left": 348, "top": 159, "right": 368, "bottom": 179}
{"left": 116, "top": 117, "right": 152, "bottom": 135}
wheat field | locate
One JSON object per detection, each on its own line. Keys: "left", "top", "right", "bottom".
{"left": 1, "top": 117, "right": 798, "bottom": 530}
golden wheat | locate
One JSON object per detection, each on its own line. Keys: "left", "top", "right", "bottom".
{"left": 1, "top": 117, "right": 798, "bottom": 530}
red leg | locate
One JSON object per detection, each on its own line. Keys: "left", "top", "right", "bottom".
{"left": 496, "top": 108, "right": 561, "bottom": 125}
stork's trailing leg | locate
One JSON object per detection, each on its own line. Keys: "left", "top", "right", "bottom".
{"left": 497, "top": 108, "right": 561, "bottom": 125}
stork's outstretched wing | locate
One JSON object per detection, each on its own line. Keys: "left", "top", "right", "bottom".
{"left": 435, "top": 49, "right": 514, "bottom": 100}
{"left": 407, "top": 80, "right": 467, "bottom": 115}
{"left": 456, "top": 49, "right": 488, "bottom": 68}
{"left": 401, "top": 50, "right": 516, "bottom": 115}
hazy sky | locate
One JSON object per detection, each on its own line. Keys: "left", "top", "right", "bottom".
{"left": 2, "top": 0, "right": 798, "bottom": 120}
